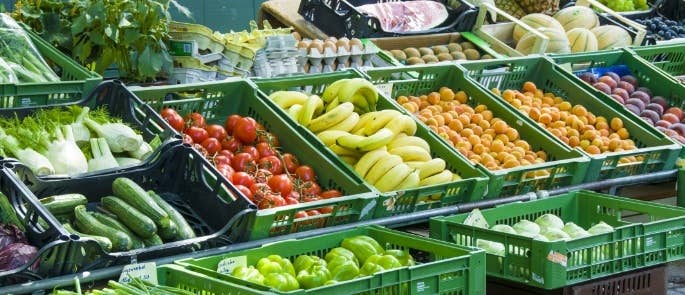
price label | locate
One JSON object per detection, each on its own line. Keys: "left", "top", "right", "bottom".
{"left": 217, "top": 256, "right": 247, "bottom": 274}
{"left": 118, "top": 262, "right": 157, "bottom": 284}
{"left": 375, "top": 83, "right": 393, "bottom": 98}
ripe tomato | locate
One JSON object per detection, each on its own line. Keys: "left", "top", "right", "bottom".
{"left": 184, "top": 112, "right": 206, "bottom": 128}
{"left": 221, "top": 137, "right": 241, "bottom": 152}
{"left": 256, "top": 122, "right": 266, "bottom": 131}
{"left": 267, "top": 174, "right": 293, "bottom": 196}
{"left": 301, "top": 195, "right": 321, "bottom": 203}
{"left": 300, "top": 181, "right": 321, "bottom": 197}
{"left": 164, "top": 113, "right": 185, "bottom": 132}
{"left": 295, "top": 211, "right": 308, "bottom": 219}
{"left": 253, "top": 169, "right": 273, "bottom": 184}
{"left": 234, "top": 117, "right": 257, "bottom": 144}
{"left": 295, "top": 165, "right": 316, "bottom": 182}
{"left": 284, "top": 190, "right": 301, "bottom": 202}
{"left": 160, "top": 108, "right": 178, "bottom": 118}
{"left": 256, "top": 142, "right": 276, "bottom": 158}
{"left": 213, "top": 155, "right": 231, "bottom": 166}
{"left": 215, "top": 163, "right": 234, "bottom": 180}
{"left": 318, "top": 206, "right": 334, "bottom": 214}
{"left": 258, "top": 193, "right": 286, "bottom": 209}
{"left": 234, "top": 184, "right": 253, "bottom": 201}
{"left": 185, "top": 126, "right": 209, "bottom": 144}
{"left": 182, "top": 134, "right": 193, "bottom": 145}
{"left": 320, "top": 190, "right": 342, "bottom": 199}
{"left": 281, "top": 153, "right": 299, "bottom": 174}
{"left": 258, "top": 155, "right": 284, "bottom": 175}
{"left": 201, "top": 138, "right": 221, "bottom": 155}
{"left": 224, "top": 114, "right": 242, "bottom": 135}
{"left": 218, "top": 150, "right": 234, "bottom": 161}
{"left": 306, "top": 210, "right": 321, "bottom": 216}
{"left": 257, "top": 131, "right": 280, "bottom": 147}
{"left": 284, "top": 196, "right": 299, "bottom": 205}
{"left": 206, "top": 124, "right": 227, "bottom": 140}
{"left": 241, "top": 146, "right": 260, "bottom": 161}
{"left": 231, "top": 153, "right": 256, "bottom": 172}
{"left": 232, "top": 171, "right": 255, "bottom": 188}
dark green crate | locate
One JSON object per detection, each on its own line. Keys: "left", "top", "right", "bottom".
{"left": 176, "top": 225, "right": 486, "bottom": 295}
{"left": 364, "top": 64, "right": 590, "bottom": 199}
{"left": 131, "top": 80, "right": 378, "bottom": 240}
{"left": 461, "top": 56, "right": 682, "bottom": 182}
{"left": 630, "top": 43, "right": 685, "bottom": 82}
{"left": 252, "top": 70, "right": 489, "bottom": 218}
{"left": 0, "top": 24, "right": 102, "bottom": 108}
{"left": 429, "top": 190, "right": 685, "bottom": 289}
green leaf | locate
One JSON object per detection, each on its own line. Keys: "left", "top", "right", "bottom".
{"left": 88, "top": 31, "right": 105, "bottom": 46}
{"left": 137, "top": 45, "right": 157, "bottom": 79}
{"left": 122, "top": 29, "right": 140, "bottom": 45}
{"left": 104, "top": 24, "right": 119, "bottom": 43}
{"left": 72, "top": 15, "right": 87, "bottom": 35}
{"left": 118, "top": 13, "right": 133, "bottom": 28}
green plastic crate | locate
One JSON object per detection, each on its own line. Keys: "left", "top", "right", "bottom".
{"left": 176, "top": 225, "right": 486, "bottom": 295}
{"left": 252, "top": 70, "right": 489, "bottom": 218}
{"left": 551, "top": 49, "right": 685, "bottom": 143}
{"left": 461, "top": 56, "right": 682, "bottom": 182}
{"left": 0, "top": 24, "right": 102, "bottom": 108}
{"left": 130, "top": 80, "right": 377, "bottom": 240}
{"left": 629, "top": 43, "right": 685, "bottom": 83}
{"left": 429, "top": 189, "right": 685, "bottom": 289}
{"left": 364, "top": 64, "right": 590, "bottom": 199}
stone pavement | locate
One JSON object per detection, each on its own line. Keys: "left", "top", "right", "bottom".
{"left": 668, "top": 262, "right": 685, "bottom": 295}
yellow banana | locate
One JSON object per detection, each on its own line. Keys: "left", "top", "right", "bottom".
{"left": 288, "top": 104, "right": 303, "bottom": 120}
{"left": 389, "top": 146, "right": 432, "bottom": 162}
{"left": 322, "top": 79, "right": 349, "bottom": 103}
{"left": 350, "top": 111, "right": 377, "bottom": 134}
{"left": 326, "top": 112, "right": 360, "bottom": 132}
{"left": 387, "top": 135, "right": 431, "bottom": 153}
{"left": 385, "top": 115, "right": 417, "bottom": 136}
{"left": 325, "top": 97, "right": 341, "bottom": 113}
{"left": 374, "top": 163, "right": 412, "bottom": 192}
{"left": 342, "top": 93, "right": 370, "bottom": 113}
{"left": 299, "top": 95, "right": 324, "bottom": 126}
{"left": 419, "top": 170, "right": 453, "bottom": 187}
{"left": 317, "top": 130, "right": 351, "bottom": 147}
{"left": 337, "top": 78, "right": 379, "bottom": 111}
{"left": 452, "top": 173, "right": 462, "bottom": 181}
{"left": 405, "top": 161, "right": 428, "bottom": 169}
{"left": 340, "top": 155, "right": 359, "bottom": 166}
{"left": 395, "top": 170, "right": 420, "bottom": 191}
{"left": 329, "top": 144, "right": 362, "bottom": 158}
{"left": 308, "top": 102, "right": 355, "bottom": 133}
{"left": 364, "top": 154, "right": 403, "bottom": 185}
{"left": 337, "top": 127, "right": 394, "bottom": 152}
{"left": 354, "top": 149, "right": 391, "bottom": 178}
{"left": 269, "top": 91, "right": 310, "bottom": 109}
{"left": 363, "top": 110, "right": 401, "bottom": 136}
{"left": 416, "top": 158, "right": 447, "bottom": 180}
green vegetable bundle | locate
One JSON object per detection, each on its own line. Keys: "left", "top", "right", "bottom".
{"left": 0, "top": 13, "right": 59, "bottom": 83}
{"left": 52, "top": 276, "right": 196, "bottom": 295}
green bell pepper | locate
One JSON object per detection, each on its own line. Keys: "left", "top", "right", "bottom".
{"left": 384, "top": 249, "right": 415, "bottom": 266}
{"left": 327, "top": 255, "right": 360, "bottom": 282}
{"left": 360, "top": 254, "right": 402, "bottom": 276}
{"left": 341, "top": 235, "right": 384, "bottom": 264}
{"left": 294, "top": 255, "right": 325, "bottom": 272}
{"left": 264, "top": 272, "right": 300, "bottom": 291}
{"left": 257, "top": 255, "right": 296, "bottom": 276}
{"left": 231, "top": 265, "right": 265, "bottom": 285}
{"left": 324, "top": 247, "right": 359, "bottom": 267}
{"left": 294, "top": 255, "right": 331, "bottom": 289}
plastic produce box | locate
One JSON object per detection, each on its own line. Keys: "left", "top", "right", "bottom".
{"left": 2, "top": 142, "right": 255, "bottom": 269}
{"left": 297, "top": 0, "right": 478, "bottom": 39}
{"left": 0, "top": 80, "right": 179, "bottom": 177}
{"left": 551, "top": 49, "right": 685, "bottom": 151}
{"left": 0, "top": 165, "right": 74, "bottom": 286}
{"left": 252, "top": 70, "right": 489, "bottom": 218}
{"left": 429, "top": 189, "right": 685, "bottom": 289}
{"left": 0, "top": 24, "right": 102, "bottom": 109}
{"left": 176, "top": 225, "right": 486, "bottom": 295}
{"left": 461, "top": 56, "right": 682, "bottom": 182}
{"left": 364, "top": 64, "right": 590, "bottom": 199}
{"left": 130, "top": 79, "right": 378, "bottom": 240}
{"left": 629, "top": 43, "right": 685, "bottom": 83}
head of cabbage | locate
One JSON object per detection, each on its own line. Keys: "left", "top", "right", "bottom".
{"left": 588, "top": 221, "right": 614, "bottom": 235}
{"left": 476, "top": 239, "right": 505, "bottom": 256}
{"left": 512, "top": 220, "right": 540, "bottom": 237}
{"left": 491, "top": 224, "right": 516, "bottom": 234}
{"left": 562, "top": 222, "right": 590, "bottom": 239}
{"left": 543, "top": 228, "right": 571, "bottom": 241}
{"left": 535, "top": 214, "right": 564, "bottom": 231}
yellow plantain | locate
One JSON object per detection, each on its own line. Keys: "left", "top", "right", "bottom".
{"left": 269, "top": 91, "right": 310, "bottom": 109}
{"left": 298, "top": 95, "right": 324, "bottom": 126}
{"left": 308, "top": 102, "right": 355, "bottom": 133}
{"left": 374, "top": 163, "right": 412, "bottom": 192}
{"left": 364, "top": 154, "right": 403, "bottom": 185}
{"left": 337, "top": 128, "right": 394, "bottom": 152}
{"left": 354, "top": 148, "right": 391, "bottom": 178}
{"left": 389, "top": 146, "right": 432, "bottom": 162}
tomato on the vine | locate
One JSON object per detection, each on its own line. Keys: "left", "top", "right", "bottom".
{"left": 234, "top": 117, "right": 257, "bottom": 144}
{"left": 320, "top": 190, "right": 342, "bottom": 199}
{"left": 201, "top": 138, "right": 221, "bottom": 155}
{"left": 225, "top": 115, "right": 242, "bottom": 135}
{"left": 306, "top": 210, "right": 321, "bottom": 216}
{"left": 231, "top": 153, "right": 256, "bottom": 172}
{"left": 186, "top": 126, "right": 209, "bottom": 144}
{"left": 182, "top": 134, "right": 193, "bottom": 145}
{"left": 318, "top": 206, "right": 334, "bottom": 214}
{"left": 215, "top": 163, "right": 234, "bottom": 180}
{"left": 164, "top": 113, "right": 185, "bottom": 132}
{"left": 257, "top": 131, "right": 279, "bottom": 147}
{"left": 300, "top": 181, "right": 321, "bottom": 197}
{"left": 184, "top": 112, "right": 206, "bottom": 128}
{"left": 232, "top": 171, "right": 255, "bottom": 188}
{"left": 295, "top": 165, "right": 316, "bottom": 182}
{"left": 295, "top": 211, "right": 308, "bottom": 219}
{"left": 160, "top": 108, "right": 178, "bottom": 118}
{"left": 258, "top": 193, "right": 286, "bottom": 209}
{"left": 221, "top": 137, "right": 241, "bottom": 152}
{"left": 193, "top": 144, "right": 208, "bottom": 157}
{"left": 241, "top": 146, "right": 259, "bottom": 161}
{"left": 284, "top": 196, "right": 299, "bottom": 206}
{"left": 253, "top": 169, "right": 273, "bottom": 184}
{"left": 258, "top": 155, "right": 284, "bottom": 175}
{"left": 213, "top": 155, "right": 231, "bottom": 166}
{"left": 218, "top": 150, "right": 234, "bottom": 161}
{"left": 268, "top": 174, "right": 293, "bottom": 196}
{"left": 256, "top": 142, "right": 276, "bottom": 158}
{"left": 206, "top": 124, "right": 227, "bottom": 140}
{"left": 281, "top": 153, "right": 299, "bottom": 174}
{"left": 234, "top": 185, "right": 253, "bottom": 201}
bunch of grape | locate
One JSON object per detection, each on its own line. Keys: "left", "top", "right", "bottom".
{"left": 599, "top": 0, "right": 649, "bottom": 12}
{"left": 635, "top": 16, "right": 685, "bottom": 40}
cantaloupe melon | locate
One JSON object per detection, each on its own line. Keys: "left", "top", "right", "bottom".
{"left": 591, "top": 25, "right": 633, "bottom": 50}
{"left": 566, "top": 28, "right": 598, "bottom": 53}
{"left": 513, "top": 14, "right": 565, "bottom": 43}
{"left": 516, "top": 27, "right": 571, "bottom": 55}
{"left": 554, "top": 6, "right": 599, "bottom": 31}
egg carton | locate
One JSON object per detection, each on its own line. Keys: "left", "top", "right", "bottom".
{"left": 169, "top": 67, "right": 217, "bottom": 85}
{"left": 297, "top": 44, "right": 379, "bottom": 74}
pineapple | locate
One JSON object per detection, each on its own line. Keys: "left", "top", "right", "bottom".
{"left": 516, "top": 0, "right": 560, "bottom": 15}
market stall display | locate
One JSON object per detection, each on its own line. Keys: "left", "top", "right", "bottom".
{"left": 630, "top": 43, "right": 685, "bottom": 83}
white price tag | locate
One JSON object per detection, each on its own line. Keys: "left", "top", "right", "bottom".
{"left": 375, "top": 83, "right": 393, "bottom": 98}
{"left": 118, "top": 262, "right": 157, "bottom": 284}
{"left": 217, "top": 256, "right": 247, "bottom": 274}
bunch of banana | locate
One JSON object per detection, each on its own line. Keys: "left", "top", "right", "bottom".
{"left": 321, "top": 78, "right": 379, "bottom": 113}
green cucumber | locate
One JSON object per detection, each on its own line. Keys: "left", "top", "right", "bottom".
{"left": 101, "top": 196, "right": 157, "bottom": 239}
{"left": 39, "top": 194, "right": 87, "bottom": 215}
{"left": 148, "top": 191, "right": 195, "bottom": 241}
{"left": 90, "top": 212, "right": 145, "bottom": 249}
{"left": 0, "top": 192, "right": 24, "bottom": 231}
{"left": 111, "top": 178, "right": 171, "bottom": 229}
{"left": 63, "top": 223, "right": 112, "bottom": 252}
{"left": 142, "top": 234, "right": 163, "bottom": 247}
{"left": 73, "top": 205, "right": 131, "bottom": 251}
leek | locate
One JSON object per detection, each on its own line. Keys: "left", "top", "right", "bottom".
{"left": 83, "top": 118, "right": 142, "bottom": 153}
{"left": 87, "top": 138, "right": 119, "bottom": 172}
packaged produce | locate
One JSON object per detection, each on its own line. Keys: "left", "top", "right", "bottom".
{"left": 0, "top": 14, "right": 59, "bottom": 83}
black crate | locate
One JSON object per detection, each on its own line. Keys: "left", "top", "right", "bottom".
{"left": 298, "top": 0, "right": 478, "bottom": 38}
{"left": 2, "top": 143, "right": 256, "bottom": 270}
